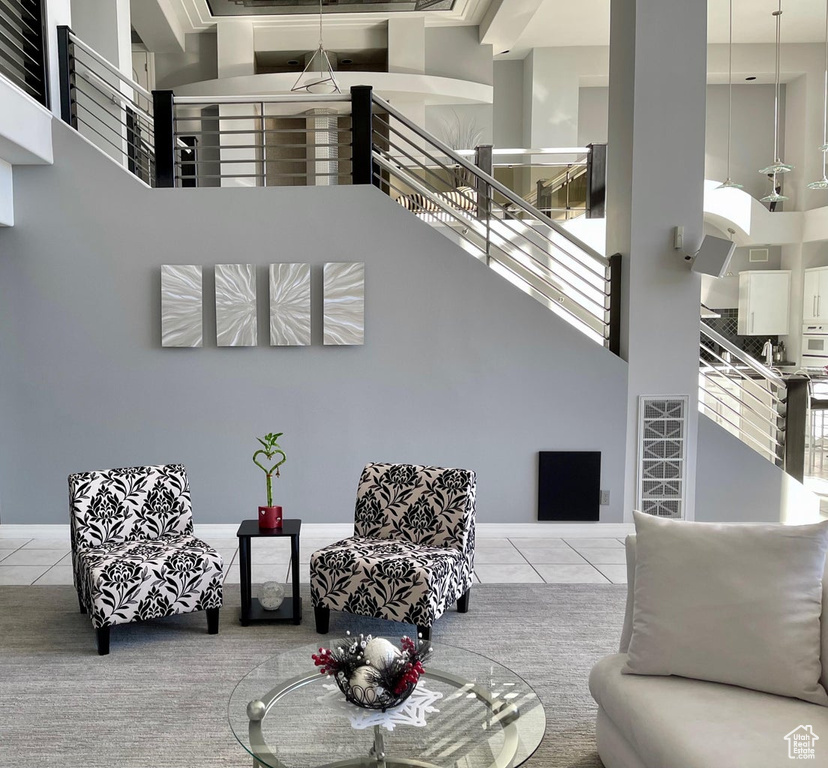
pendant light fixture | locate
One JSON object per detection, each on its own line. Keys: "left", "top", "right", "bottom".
{"left": 291, "top": 0, "right": 341, "bottom": 95}
{"left": 809, "top": 0, "right": 828, "bottom": 190}
{"left": 717, "top": 0, "right": 743, "bottom": 190}
{"left": 760, "top": 0, "right": 792, "bottom": 204}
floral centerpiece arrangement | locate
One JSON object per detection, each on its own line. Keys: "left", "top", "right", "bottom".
{"left": 312, "top": 633, "right": 433, "bottom": 711}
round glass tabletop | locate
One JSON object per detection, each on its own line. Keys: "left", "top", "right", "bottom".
{"left": 229, "top": 640, "right": 546, "bottom": 768}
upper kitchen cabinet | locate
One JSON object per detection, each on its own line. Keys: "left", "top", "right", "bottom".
{"left": 803, "top": 266, "right": 828, "bottom": 322}
{"left": 737, "top": 270, "right": 791, "bottom": 335}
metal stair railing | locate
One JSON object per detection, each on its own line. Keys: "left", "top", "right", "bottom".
{"left": 699, "top": 322, "right": 787, "bottom": 466}
{"left": 368, "top": 92, "right": 619, "bottom": 351}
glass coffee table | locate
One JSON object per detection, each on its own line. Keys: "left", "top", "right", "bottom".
{"left": 229, "top": 641, "right": 546, "bottom": 768}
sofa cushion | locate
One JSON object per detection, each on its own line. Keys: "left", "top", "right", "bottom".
{"left": 623, "top": 512, "right": 828, "bottom": 705}
{"left": 592, "top": 653, "right": 828, "bottom": 768}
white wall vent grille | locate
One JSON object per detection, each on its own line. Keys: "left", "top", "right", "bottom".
{"left": 636, "top": 396, "right": 688, "bottom": 519}
{"left": 749, "top": 248, "right": 769, "bottom": 263}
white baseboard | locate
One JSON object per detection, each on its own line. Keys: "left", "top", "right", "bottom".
{"left": 0, "top": 522, "right": 633, "bottom": 540}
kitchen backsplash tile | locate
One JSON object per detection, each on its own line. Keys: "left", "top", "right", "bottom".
{"left": 702, "top": 309, "right": 777, "bottom": 362}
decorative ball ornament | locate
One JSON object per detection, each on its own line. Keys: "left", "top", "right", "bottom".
{"left": 259, "top": 581, "right": 285, "bottom": 610}
{"left": 348, "top": 666, "right": 382, "bottom": 704}
{"left": 363, "top": 637, "right": 400, "bottom": 668}
{"left": 247, "top": 700, "right": 266, "bottom": 721}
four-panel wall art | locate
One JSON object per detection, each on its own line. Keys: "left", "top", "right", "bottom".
{"left": 160, "top": 263, "right": 365, "bottom": 348}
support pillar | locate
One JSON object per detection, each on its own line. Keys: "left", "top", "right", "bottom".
{"left": 607, "top": 0, "right": 707, "bottom": 520}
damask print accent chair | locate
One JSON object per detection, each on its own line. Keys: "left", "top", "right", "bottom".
{"left": 310, "top": 463, "right": 476, "bottom": 640}
{"left": 68, "top": 464, "right": 224, "bottom": 655}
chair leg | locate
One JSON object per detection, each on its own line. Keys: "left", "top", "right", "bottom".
{"left": 77, "top": 591, "right": 86, "bottom": 614}
{"left": 207, "top": 607, "right": 220, "bottom": 635}
{"left": 457, "top": 587, "right": 471, "bottom": 613}
{"left": 96, "top": 626, "right": 110, "bottom": 656}
{"left": 417, "top": 624, "right": 432, "bottom": 641}
{"left": 314, "top": 606, "right": 330, "bottom": 634}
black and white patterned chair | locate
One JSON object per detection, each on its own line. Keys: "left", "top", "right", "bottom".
{"left": 68, "top": 464, "right": 224, "bottom": 655}
{"left": 310, "top": 462, "right": 476, "bottom": 640}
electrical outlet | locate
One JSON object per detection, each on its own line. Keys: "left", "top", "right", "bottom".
{"left": 599, "top": 490, "right": 610, "bottom": 506}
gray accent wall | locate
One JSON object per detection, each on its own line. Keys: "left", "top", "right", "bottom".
{"left": 0, "top": 121, "right": 628, "bottom": 525}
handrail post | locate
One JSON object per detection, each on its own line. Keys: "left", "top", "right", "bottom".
{"left": 587, "top": 143, "right": 606, "bottom": 219}
{"left": 57, "top": 26, "right": 76, "bottom": 127}
{"left": 153, "top": 90, "right": 175, "bottom": 188}
{"left": 474, "top": 144, "right": 493, "bottom": 262}
{"left": 351, "top": 85, "right": 374, "bottom": 186}
{"left": 608, "top": 252, "right": 622, "bottom": 356}
{"left": 784, "top": 376, "right": 808, "bottom": 482}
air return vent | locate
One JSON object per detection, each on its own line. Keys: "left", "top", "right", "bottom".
{"left": 749, "top": 248, "right": 769, "bottom": 263}
{"left": 636, "top": 396, "right": 687, "bottom": 519}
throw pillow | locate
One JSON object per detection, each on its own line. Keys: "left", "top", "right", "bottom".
{"left": 623, "top": 511, "right": 828, "bottom": 706}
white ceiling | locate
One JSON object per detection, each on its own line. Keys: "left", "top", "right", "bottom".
{"left": 509, "top": 0, "right": 828, "bottom": 56}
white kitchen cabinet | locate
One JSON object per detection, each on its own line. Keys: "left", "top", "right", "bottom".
{"left": 737, "top": 270, "right": 791, "bottom": 335}
{"left": 803, "top": 266, "right": 828, "bottom": 322}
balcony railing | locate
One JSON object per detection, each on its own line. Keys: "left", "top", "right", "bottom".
{"left": 57, "top": 26, "right": 155, "bottom": 186}
{"left": 0, "top": 0, "right": 47, "bottom": 106}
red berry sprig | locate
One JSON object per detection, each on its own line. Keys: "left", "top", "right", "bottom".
{"left": 392, "top": 660, "right": 424, "bottom": 695}
{"left": 312, "top": 647, "right": 338, "bottom": 675}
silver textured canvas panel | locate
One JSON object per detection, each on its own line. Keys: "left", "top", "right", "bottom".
{"left": 323, "top": 262, "right": 364, "bottom": 345}
{"left": 269, "top": 263, "right": 311, "bottom": 346}
{"left": 161, "top": 265, "right": 203, "bottom": 348}
{"left": 215, "top": 264, "right": 257, "bottom": 347}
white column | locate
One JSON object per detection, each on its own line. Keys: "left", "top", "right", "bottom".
{"left": 388, "top": 17, "right": 424, "bottom": 74}
{"left": 607, "top": 0, "right": 707, "bottom": 520}
{"left": 44, "top": 0, "right": 72, "bottom": 117}
{"left": 0, "top": 159, "right": 13, "bottom": 227}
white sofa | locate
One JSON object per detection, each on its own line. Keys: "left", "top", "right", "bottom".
{"left": 589, "top": 537, "right": 828, "bottom": 768}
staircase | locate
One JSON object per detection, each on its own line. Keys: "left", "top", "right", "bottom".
{"left": 54, "top": 28, "right": 621, "bottom": 356}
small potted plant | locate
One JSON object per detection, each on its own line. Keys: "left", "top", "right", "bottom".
{"left": 253, "top": 432, "right": 286, "bottom": 530}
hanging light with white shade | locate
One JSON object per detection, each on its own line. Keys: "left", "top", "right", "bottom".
{"left": 760, "top": 0, "right": 793, "bottom": 204}
{"left": 717, "top": 0, "right": 743, "bottom": 190}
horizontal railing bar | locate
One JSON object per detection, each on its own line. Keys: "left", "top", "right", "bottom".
{"left": 377, "top": 139, "right": 479, "bottom": 209}
{"left": 0, "top": 63, "right": 40, "bottom": 97}
{"left": 74, "top": 116, "right": 153, "bottom": 174}
{"left": 373, "top": 94, "right": 609, "bottom": 268}
{"left": 0, "top": 0, "right": 41, "bottom": 36}
{"left": 698, "top": 390, "right": 784, "bottom": 457}
{"left": 72, "top": 73, "right": 154, "bottom": 126}
{"left": 375, "top": 154, "right": 608, "bottom": 326}
{"left": 173, "top": 143, "right": 352, "bottom": 152}
{"left": 377, "top": 174, "right": 492, "bottom": 259}
{"left": 376, "top": 151, "right": 609, "bottom": 313}
{"left": 173, "top": 94, "right": 351, "bottom": 106}
{"left": 0, "top": 19, "right": 42, "bottom": 62}
{"left": 172, "top": 157, "right": 348, "bottom": 167}
{"left": 375, "top": 118, "right": 607, "bottom": 280}
{"left": 700, "top": 322, "right": 786, "bottom": 386}
{"left": 187, "top": 173, "right": 350, "bottom": 180}
{"left": 169, "top": 127, "right": 351, "bottom": 137}
{"left": 699, "top": 343, "right": 786, "bottom": 407}
{"left": 175, "top": 113, "right": 351, "bottom": 123}
{"left": 0, "top": 37, "right": 42, "bottom": 81}
{"left": 490, "top": 244, "right": 607, "bottom": 336}
{"left": 69, "top": 32, "right": 152, "bottom": 100}
{"left": 73, "top": 106, "right": 156, "bottom": 162}
{"left": 72, "top": 96, "right": 156, "bottom": 151}
{"left": 698, "top": 371, "right": 784, "bottom": 443}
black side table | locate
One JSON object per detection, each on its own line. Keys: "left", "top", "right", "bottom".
{"left": 236, "top": 519, "right": 302, "bottom": 626}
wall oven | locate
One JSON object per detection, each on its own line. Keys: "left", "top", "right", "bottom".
{"left": 803, "top": 324, "right": 828, "bottom": 365}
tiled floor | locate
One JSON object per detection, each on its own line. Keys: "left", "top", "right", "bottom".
{"left": 0, "top": 535, "right": 629, "bottom": 586}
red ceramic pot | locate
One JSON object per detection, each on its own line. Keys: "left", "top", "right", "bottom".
{"left": 258, "top": 505, "right": 283, "bottom": 530}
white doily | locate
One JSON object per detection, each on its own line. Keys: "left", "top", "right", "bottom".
{"left": 317, "top": 683, "right": 443, "bottom": 731}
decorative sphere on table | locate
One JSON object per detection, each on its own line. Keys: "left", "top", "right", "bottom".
{"left": 247, "top": 700, "right": 266, "bottom": 721}
{"left": 362, "top": 637, "right": 400, "bottom": 668}
{"left": 259, "top": 581, "right": 285, "bottom": 610}
{"left": 348, "top": 666, "right": 383, "bottom": 704}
